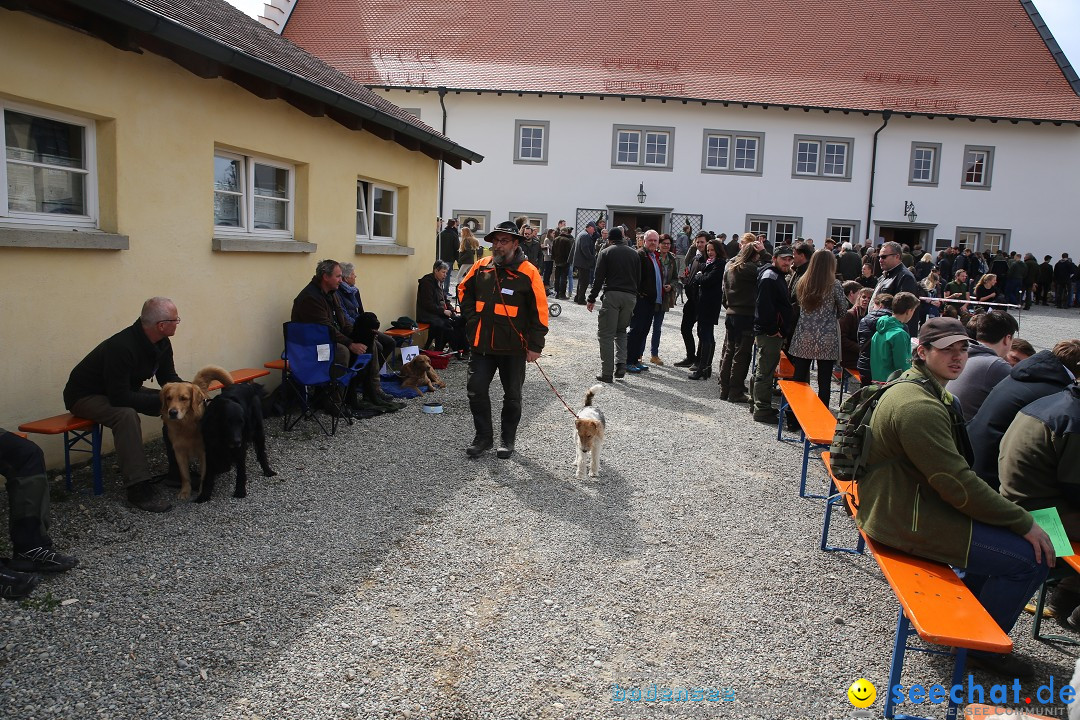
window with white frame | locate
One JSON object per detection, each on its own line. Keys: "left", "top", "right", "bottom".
{"left": 961, "top": 145, "right": 994, "bottom": 189}
{"left": 909, "top": 142, "right": 941, "bottom": 186}
{"left": 829, "top": 222, "right": 856, "bottom": 245}
{"left": 956, "top": 226, "right": 1010, "bottom": 254}
{"left": 747, "top": 215, "right": 802, "bottom": 245}
{"left": 356, "top": 180, "right": 397, "bottom": 242}
{"left": 701, "top": 130, "right": 764, "bottom": 175}
{"left": 213, "top": 150, "right": 294, "bottom": 238}
{"left": 612, "top": 125, "right": 674, "bottom": 170}
{"left": 2, "top": 103, "right": 97, "bottom": 228}
{"left": 792, "top": 135, "right": 853, "bottom": 180}
{"left": 514, "top": 120, "right": 549, "bottom": 164}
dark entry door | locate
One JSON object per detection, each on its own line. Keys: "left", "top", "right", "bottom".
{"left": 612, "top": 212, "right": 664, "bottom": 240}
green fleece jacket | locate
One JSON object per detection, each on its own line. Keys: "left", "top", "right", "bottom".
{"left": 869, "top": 314, "right": 911, "bottom": 382}
{"left": 855, "top": 366, "right": 1033, "bottom": 567}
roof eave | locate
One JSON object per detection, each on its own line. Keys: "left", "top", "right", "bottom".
{"left": 375, "top": 84, "right": 1080, "bottom": 127}
{"left": 5, "top": 0, "right": 484, "bottom": 166}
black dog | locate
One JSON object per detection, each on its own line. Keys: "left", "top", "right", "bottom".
{"left": 195, "top": 383, "right": 276, "bottom": 502}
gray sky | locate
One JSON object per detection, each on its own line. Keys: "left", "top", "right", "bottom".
{"left": 225, "top": 0, "right": 1080, "bottom": 78}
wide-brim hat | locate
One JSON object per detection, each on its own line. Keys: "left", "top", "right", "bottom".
{"left": 486, "top": 220, "right": 526, "bottom": 243}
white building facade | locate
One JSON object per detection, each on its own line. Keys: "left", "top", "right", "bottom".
{"left": 386, "top": 90, "right": 1079, "bottom": 258}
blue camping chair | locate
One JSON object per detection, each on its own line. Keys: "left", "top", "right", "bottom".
{"left": 281, "top": 322, "right": 371, "bottom": 436}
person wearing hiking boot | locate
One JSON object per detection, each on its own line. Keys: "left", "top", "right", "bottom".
{"left": 64, "top": 297, "right": 184, "bottom": 513}
{"left": 718, "top": 239, "right": 764, "bottom": 402}
{"left": 0, "top": 429, "right": 79, "bottom": 599}
{"left": 750, "top": 246, "right": 795, "bottom": 423}
{"left": 857, "top": 316, "right": 1054, "bottom": 680}
{"left": 587, "top": 226, "right": 640, "bottom": 383}
{"left": 458, "top": 221, "right": 548, "bottom": 459}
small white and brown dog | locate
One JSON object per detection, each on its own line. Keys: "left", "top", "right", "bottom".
{"left": 574, "top": 384, "right": 606, "bottom": 479}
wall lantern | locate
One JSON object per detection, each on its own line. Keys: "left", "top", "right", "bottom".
{"left": 904, "top": 201, "right": 918, "bottom": 223}
{"left": 637, "top": 183, "right": 647, "bottom": 204}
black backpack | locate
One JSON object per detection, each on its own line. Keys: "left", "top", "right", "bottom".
{"left": 829, "top": 377, "right": 930, "bottom": 482}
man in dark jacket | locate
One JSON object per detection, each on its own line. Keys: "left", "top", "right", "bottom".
{"left": 64, "top": 297, "right": 183, "bottom": 513}
{"left": 292, "top": 260, "right": 400, "bottom": 415}
{"left": 1022, "top": 253, "right": 1039, "bottom": 310}
{"left": 588, "top": 227, "right": 640, "bottom": 383}
{"left": 937, "top": 247, "right": 956, "bottom": 283}
{"left": 438, "top": 219, "right": 460, "bottom": 297}
{"left": 551, "top": 228, "right": 574, "bottom": 299}
{"left": 625, "top": 230, "right": 665, "bottom": 373}
{"left": 837, "top": 242, "right": 863, "bottom": 281}
{"left": 572, "top": 222, "right": 598, "bottom": 305}
{"left": 1055, "top": 254, "right": 1077, "bottom": 308}
{"left": 969, "top": 340, "right": 1080, "bottom": 490}
{"left": 750, "top": 246, "right": 795, "bottom": 422}
{"left": 1037, "top": 255, "right": 1054, "bottom": 306}
{"left": 872, "top": 241, "right": 922, "bottom": 334}
{"left": 1005, "top": 253, "right": 1026, "bottom": 306}
{"left": 416, "top": 261, "right": 463, "bottom": 352}
{"left": 459, "top": 221, "right": 548, "bottom": 459}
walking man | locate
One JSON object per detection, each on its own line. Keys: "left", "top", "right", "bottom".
{"left": 587, "top": 227, "right": 640, "bottom": 383}
{"left": 458, "top": 221, "right": 548, "bottom": 459}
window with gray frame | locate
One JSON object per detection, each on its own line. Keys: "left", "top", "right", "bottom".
{"left": 701, "top": 129, "right": 764, "bottom": 175}
{"left": 747, "top": 215, "right": 802, "bottom": 245}
{"left": 508, "top": 212, "right": 548, "bottom": 234}
{"left": 909, "top": 142, "right": 942, "bottom": 186}
{"left": 514, "top": 120, "right": 549, "bottom": 164}
{"left": 961, "top": 145, "right": 994, "bottom": 189}
{"left": 612, "top": 125, "right": 674, "bottom": 170}
{"left": 956, "top": 226, "right": 1010, "bottom": 254}
{"left": 827, "top": 219, "right": 861, "bottom": 246}
{"left": 791, "top": 135, "right": 853, "bottom": 181}
{"left": 454, "top": 210, "right": 491, "bottom": 237}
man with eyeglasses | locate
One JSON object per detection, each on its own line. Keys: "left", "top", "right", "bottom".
{"left": 63, "top": 297, "right": 184, "bottom": 513}
{"left": 870, "top": 240, "right": 921, "bottom": 334}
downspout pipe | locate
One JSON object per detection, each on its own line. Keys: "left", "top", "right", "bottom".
{"left": 866, "top": 110, "right": 892, "bottom": 243}
{"left": 438, "top": 87, "right": 449, "bottom": 259}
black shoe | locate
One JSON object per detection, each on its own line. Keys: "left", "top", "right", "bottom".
{"left": 126, "top": 482, "right": 173, "bottom": 513}
{"left": 673, "top": 358, "right": 695, "bottom": 368}
{"left": 0, "top": 566, "right": 42, "bottom": 600}
{"left": 496, "top": 442, "right": 515, "bottom": 459}
{"left": 688, "top": 367, "right": 709, "bottom": 380}
{"left": 466, "top": 437, "right": 493, "bottom": 458}
{"left": 9, "top": 547, "right": 79, "bottom": 573}
{"left": 376, "top": 390, "right": 398, "bottom": 404}
{"left": 720, "top": 389, "right": 729, "bottom": 401}
{"left": 1046, "top": 587, "right": 1080, "bottom": 618}
{"left": 595, "top": 375, "right": 614, "bottom": 383}
{"left": 614, "top": 364, "right": 627, "bottom": 378}
{"left": 753, "top": 409, "right": 779, "bottom": 424}
{"left": 728, "top": 393, "right": 751, "bottom": 404}
{"left": 966, "top": 651, "right": 1036, "bottom": 681}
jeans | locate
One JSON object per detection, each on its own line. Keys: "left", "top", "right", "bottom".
{"left": 649, "top": 309, "right": 667, "bottom": 357}
{"left": 961, "top": 520, "right": 1049, "bottom": 636}
{"left": 542, "top": 260, "right": 553, "bottom": 287}
{"left": 626, "top": 297, "right": 657, "bottom": 364}
{"left": 442, "top": 270, "right": 452, "bottom": 297}
{"left": 573, "top": 267, "right": 593, "bottom": 304}
{"left": 1004, "top": 277, "right": 1022, "bottom": 306}
{"left": 553, "top": 264, "right": 570, "bottom": 298}
{"left": 466, "top": 352, "right": 526, "bottom": 442}
{"left": 597, "top": 290, "right": 636, "bottom": 376}
{"left": 751, "top": 334, "right": 785, "bottom": 413}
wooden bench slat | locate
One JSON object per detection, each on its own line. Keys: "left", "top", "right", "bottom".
{"left": 264, "top": 359, "right": 288, "bottom": 371}
{"left": 207, "top": 367, "right": 270, "bottom": 392}
{"left": 385, "top": 322, "right": 431, "bottom": 339}
{"left": 776, "top": 351, "right": 794, "bottom": 379}
{"left": 778, "top": 380, "right": 836, "bottom": 443}
{"left": 19, "top": 413, "right": 95, "bottom": 435}
{"left": 822, "top": 453, "right": 1012, "bottom": 654}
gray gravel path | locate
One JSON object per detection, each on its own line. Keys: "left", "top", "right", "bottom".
{"left": 2, "top": 302, "right": 1078, "bottom": 720}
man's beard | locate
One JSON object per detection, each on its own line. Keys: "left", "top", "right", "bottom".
{"left": 493, "top": 245, "right": 516, "bottom": 265}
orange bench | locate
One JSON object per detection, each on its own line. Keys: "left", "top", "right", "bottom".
{"left": 820, "top": 452, "right": 1014, "bottom": 720}
{"left": 832, "top": 366, "right": 862, "bottom": 403}
{"left": 19, "top": 368, "right": 270, "bottom": 496}
{"left": 776, "top": 379, "right": 837, "bottom": 498}
{"left": 385, "top": 322, "right": 431, "bottom": 345}
{"left": 1028, "top": 541, "right": 1080, "bottom": 644}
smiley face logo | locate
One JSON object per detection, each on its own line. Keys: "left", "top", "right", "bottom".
{"left": 847, "top": 678, "right": 876, "bottom": 708}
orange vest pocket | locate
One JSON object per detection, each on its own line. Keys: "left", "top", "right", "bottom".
{"left": 494, "top": 303, "right": 519, "bottom": 317}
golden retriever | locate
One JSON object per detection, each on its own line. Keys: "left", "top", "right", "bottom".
{"left": 160, "top": 366, "right": 232, "bottom": 500}
{"left": 575, "top": 384, "right": 606, "bottom": 479}
{"left": 399, "top": 354, "right": 446, "bottom": 393}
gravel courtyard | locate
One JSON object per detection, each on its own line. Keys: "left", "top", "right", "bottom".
{"left": 2, "top": 300, "right": 1078, "bottom": 720}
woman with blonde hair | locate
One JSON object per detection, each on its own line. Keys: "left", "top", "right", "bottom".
{"left": 787, "top": 249, "right": 848, "bottom": 406}
{"left": 456, "top": 226, "right": 480, "bottom": 286}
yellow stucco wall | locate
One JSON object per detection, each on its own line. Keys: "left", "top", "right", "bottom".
{"left": 0, "top": 10, "right": 445, "bottom": 468}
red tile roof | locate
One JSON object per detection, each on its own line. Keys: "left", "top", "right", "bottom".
{"left": 281, "top": 0, "right": 1080, "bottom": 123}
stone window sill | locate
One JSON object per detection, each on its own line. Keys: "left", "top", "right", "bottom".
{"left": 0, "top": 227, "right": 128, "bottom": 250}
{"left": 212, "top": 237, "right": 317, "bottom": 253}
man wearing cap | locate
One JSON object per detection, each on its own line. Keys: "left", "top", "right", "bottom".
{"left": 587, "top": 227, "right": 640, "bottom": 383}
{"left": 856, "top": 315, "right": 1054, "bottom": 679}
{"left": 458, "top": 221, "right": 548, "bottom": 459}
{"left": 572, "top": 222, "right": 599, "bottom": 305}
{"left": 750, "top": 246, "right": 795, "bottom": 423}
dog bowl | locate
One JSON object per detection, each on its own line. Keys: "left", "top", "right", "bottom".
{"left": 422, "top": 402, "right": 443, "bottom": 414}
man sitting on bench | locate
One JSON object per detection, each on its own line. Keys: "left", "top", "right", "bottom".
{"left": 291, "top": 259, "right": 401, "bottom": 415}
{"left": 0, "top": 429, "right": 79, "bottom": 599}
{"left": 855, "top": 317, "right": 1054, "bottom": 679}
{"left": 63, "top": 297, "right": 183, "bottom": 513}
